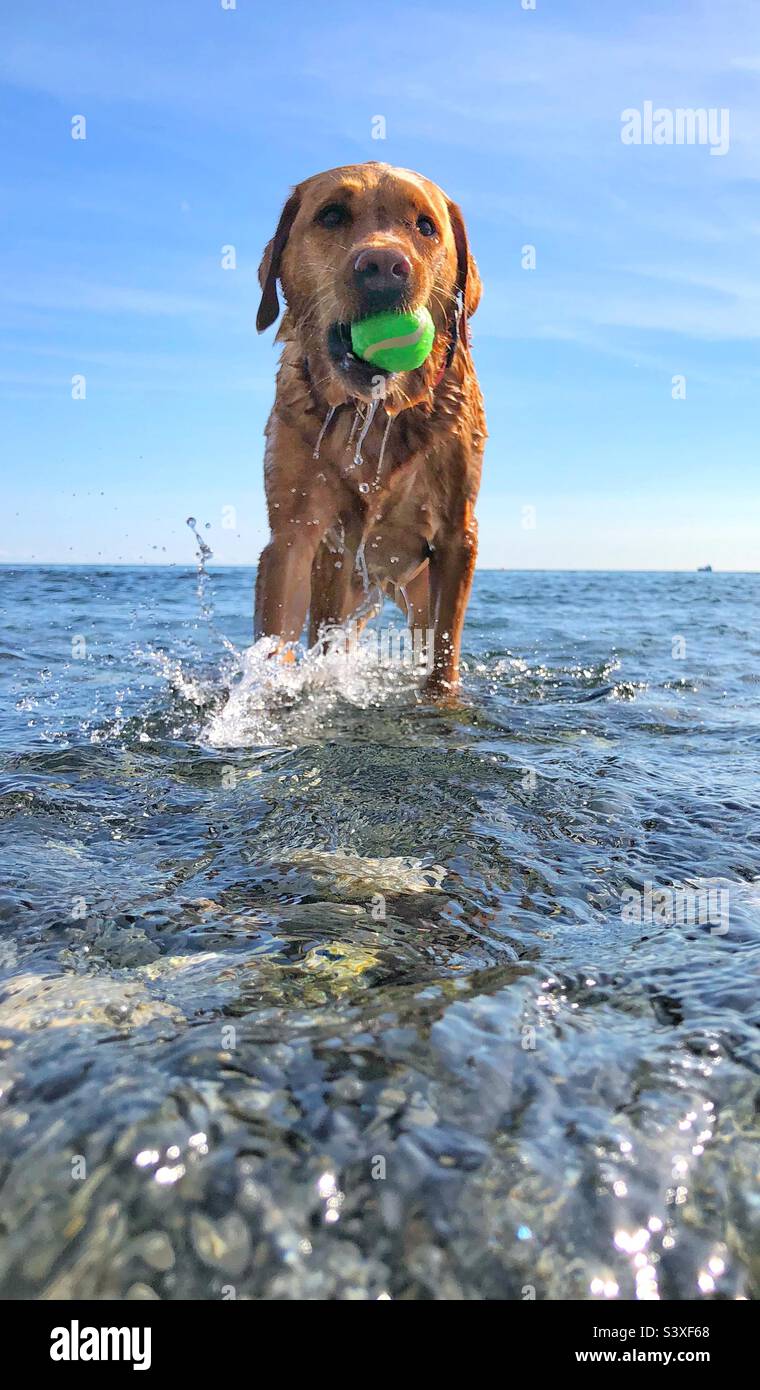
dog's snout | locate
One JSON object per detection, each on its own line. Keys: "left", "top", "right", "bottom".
{"left": 353, "top": 246, "right": 411, "bottom": 298}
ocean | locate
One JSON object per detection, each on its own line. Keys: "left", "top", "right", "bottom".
{"left": 0, "top": 564, "right": 758, "bottom": 1299}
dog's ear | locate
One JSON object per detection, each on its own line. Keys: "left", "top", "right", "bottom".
{"left": 256, "top": 188, "right": 301, "bottom": 333}
{"left": 446, "top": 199, "right": 482, "bottom": 340}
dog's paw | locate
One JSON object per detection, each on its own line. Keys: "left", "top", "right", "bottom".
{"left": 422, "top": 671, "right": 461, "bottom": 706}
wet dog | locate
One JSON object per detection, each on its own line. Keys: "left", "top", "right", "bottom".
{"left": 254, "top": 161, "right": 486, "bottom": 698}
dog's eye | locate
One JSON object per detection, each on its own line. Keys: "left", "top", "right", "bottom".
{"left": 417, "top": 215, "right": 436, "bottom": 238}
{"left": 316, "top": 204, "right": 349, "bottom": 229}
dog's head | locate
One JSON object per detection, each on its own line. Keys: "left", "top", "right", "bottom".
{"left": 256, "top": 162, "right": 481, "bottom": 408}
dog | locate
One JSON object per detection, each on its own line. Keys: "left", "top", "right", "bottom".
{"left": 254, "top": 161, "right": 486, "bottom": 699}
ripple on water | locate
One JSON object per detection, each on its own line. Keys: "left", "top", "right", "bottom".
{"left": 0, "top": 568, "right": 758, "bottom": 1299}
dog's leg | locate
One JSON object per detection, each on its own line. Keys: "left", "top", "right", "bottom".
{"left": 393, "top": 564, "right": 430, "bottom": 630}
{"left": 254, "top": 417, "right": 340, "bottom": 648}
{"left": 254, "top": 530, "right": 325, "bottom": 646}
{"left": 424, "top": 508, "right": 478, "bottom": 700}
{"left": 308, "top": 539, "right": 368, "bottom": 648}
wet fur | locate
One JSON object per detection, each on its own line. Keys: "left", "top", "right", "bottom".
{"left": 254, "top": 161, "right": 486, "bottom": 697}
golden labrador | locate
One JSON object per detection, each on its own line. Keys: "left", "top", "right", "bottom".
{"left": 254, "top": 161, "right": 486, "bottom": 697}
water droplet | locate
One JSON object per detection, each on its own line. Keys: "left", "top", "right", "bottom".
{"left": 359, "top": 482, "right": 369, "bottom": 494}
{"left": 334, "top": 561, "right": 343, "bottom": 569}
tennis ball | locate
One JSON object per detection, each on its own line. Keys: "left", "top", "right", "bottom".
{"left": 350, "top": 307, "right": 435, "bottom": 373}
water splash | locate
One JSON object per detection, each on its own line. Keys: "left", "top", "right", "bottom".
{"left": 202, "top": 626, "right": 422, "bottom": 748}
{"left": 185, "top": 517, "right": 238, "bottom": 656}
{"left": 186, "top": 516, "right": 213, "bottom": 619}
{"left": 313, "top": 406, "right": 336, "bottom": 460}
{"left": 144, "top": 647, "right": 218, "bottom": 710}
{"left": 348, "top": 406, "right": 363, "bottom": 447}
{"left": 374, "top": 411, "right": 394, "bottom": 489}
{"left": 348, "top": 549, "right": 385, "bottom": 634}
{"left": 352, "top": 398, "right": 378, "bottom": 468}
{"left": 354, "top": 539, "right": 370, "bottom": 595}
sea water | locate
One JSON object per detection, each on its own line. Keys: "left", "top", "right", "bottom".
{"left": 0, "top": 565, "right": 758, "bottom": 1299}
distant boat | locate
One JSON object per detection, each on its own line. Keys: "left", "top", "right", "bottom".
{"left": 697, "top": 564, "right": 713, "bottom": 572}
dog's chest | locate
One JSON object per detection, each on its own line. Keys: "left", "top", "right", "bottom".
{"left": 320, "top": 409, "right": 440, "bottom": 581}
{"left": 358, "top": 494, "right": 433, "bottom": 583}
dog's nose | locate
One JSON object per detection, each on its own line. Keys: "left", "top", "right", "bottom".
{"left": 353, "top": 247, "right": 411, "bottom": 295}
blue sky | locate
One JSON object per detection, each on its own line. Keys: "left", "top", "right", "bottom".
{"left": 2, "top": 0, "right": 759, "bottom": 569}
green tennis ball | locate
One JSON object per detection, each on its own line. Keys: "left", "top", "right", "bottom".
{"left": 350, "top": 307, "right": 435, "bottom": 373}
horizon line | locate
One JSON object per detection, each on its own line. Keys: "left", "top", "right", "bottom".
{"left": 0, "top": 564, "right": 745, "bottom": 575}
